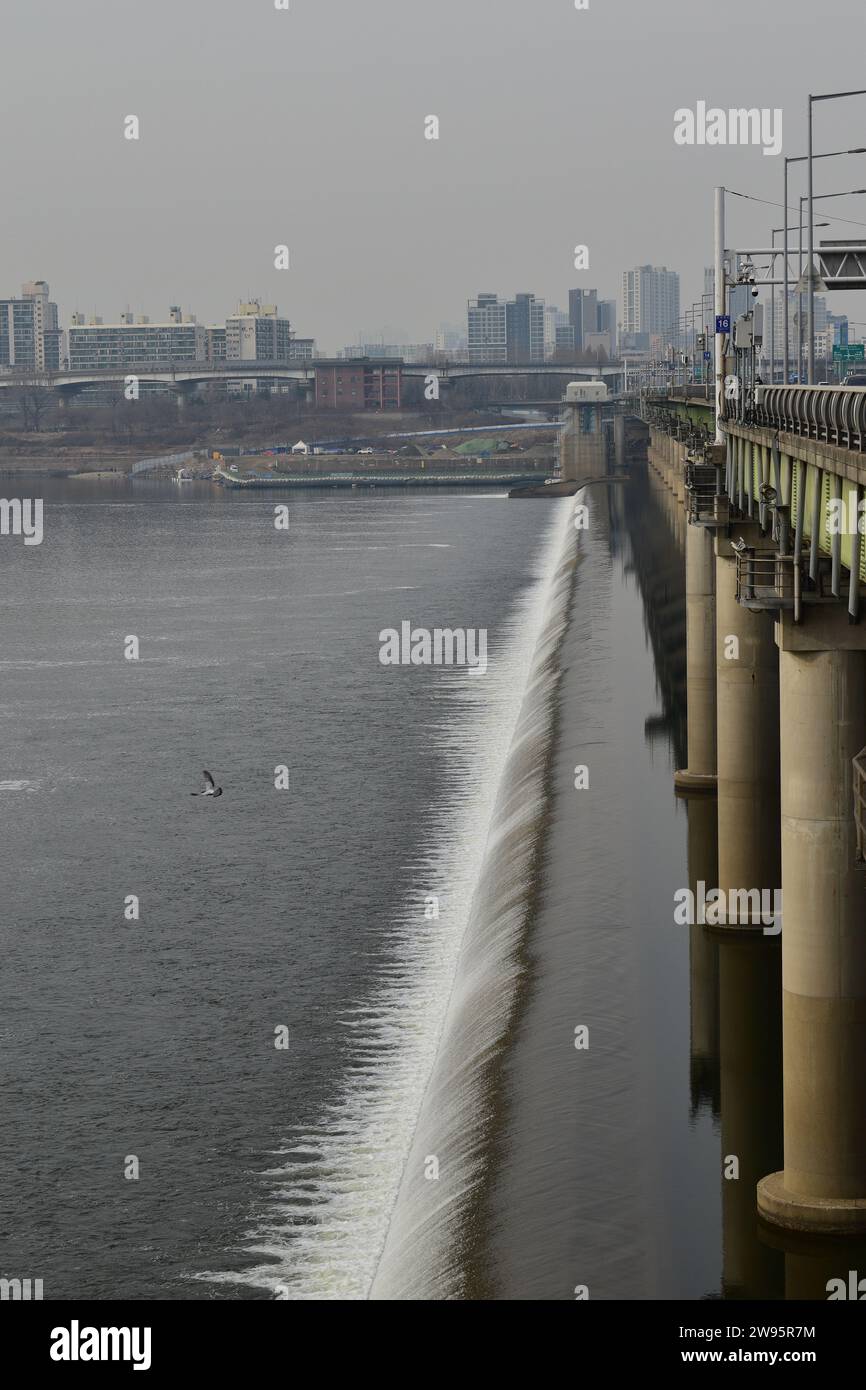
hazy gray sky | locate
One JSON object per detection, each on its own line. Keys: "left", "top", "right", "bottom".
{"left": 4, "top": 0, "right": 866, "bottom": 348}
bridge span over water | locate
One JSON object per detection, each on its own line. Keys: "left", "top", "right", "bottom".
{"left": 0, "top": 360, "right": 624, "bottom": 397}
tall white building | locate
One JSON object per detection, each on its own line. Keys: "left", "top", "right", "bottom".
{"left": 467, "top": 293, "right": 508, "bottom": 363}
{"left": 0, "top": 281, "right": 62, "bottom": 371}
{"left": 621, "top": 265, "right": 680, "bottom": 346}
{"left": 225, "top": 300, "right": 293, "bottom": 361}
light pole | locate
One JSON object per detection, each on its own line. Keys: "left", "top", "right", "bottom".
{"left": 800, "top": 190, "right": 865, "bottom": 380}
{"left": 701, "top": 291, "right": 714, "bottom": 396}
{"left": 808, "top": 96, "right": 866, "bottom": 382}
{"left": 783, "top": 146, "right": 866, "bottom": 384}
{"left": 768, "top": 226, "right": 788, "bottom": 384}
{"left": 797, "top": 207, "right": 831, "bottom": 381}
{"left": 714, "top": 185, "right": 725, "bottom": 443}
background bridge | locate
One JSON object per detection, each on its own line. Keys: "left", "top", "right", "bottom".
{"left": 0, "top": 359, "right": 625, "bottom": 398}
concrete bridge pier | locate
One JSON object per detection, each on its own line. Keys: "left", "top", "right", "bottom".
{"left": 675, "top": 521, "right": 717, "bottom": 795}
{"left": 714, "top": 533, "right": 781, "bottom": 927}
{"left": 758, "top": 610, "right": 866, "bottom": 1233}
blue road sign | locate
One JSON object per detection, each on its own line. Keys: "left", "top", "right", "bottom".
{"left": 715, "top": 315, "right": 731, "bottom": 334}
{"left": 703, "top": 350, "right": 712, "bottom": 362}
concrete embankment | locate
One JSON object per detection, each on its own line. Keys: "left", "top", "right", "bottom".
{"left": 508, "top": 472, "right": 630, "bottom": 499}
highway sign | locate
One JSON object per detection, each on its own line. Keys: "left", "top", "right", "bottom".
{"left": 833, "top": 344, "right": 865, "bottom": 362}
{"left": 716, "top": 315, "right": 731, "bottom": 333}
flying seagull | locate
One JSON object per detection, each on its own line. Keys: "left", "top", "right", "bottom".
{"left": 191, "top": 770, "right": 223, "bottom": 798}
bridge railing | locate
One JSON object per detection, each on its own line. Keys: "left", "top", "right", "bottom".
{"left": 684, "top": 460, "right": 724, "bottom": 526}
{"left": 854, "top": 747, "right": 866, "bottom": 863}
{"left": 753, "top": 385, "right": 866, "bottom": 452}
{"left": 734, "top": 547, "right": 799, "bottom": 617}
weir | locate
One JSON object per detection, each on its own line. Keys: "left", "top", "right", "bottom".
{"left": 640, "top": 382, "right": 866, "bottom": 1236}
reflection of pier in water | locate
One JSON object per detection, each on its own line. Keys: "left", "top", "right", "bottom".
{"left": 483, "top": 404, "right": 861, "bottom": 1298}
{"left": 622, "top": 410, "right": 866, "bottom": 1300}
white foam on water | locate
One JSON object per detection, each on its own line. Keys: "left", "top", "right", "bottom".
{"left": 204, "top": 495, "right": 577, "bottom": 1300}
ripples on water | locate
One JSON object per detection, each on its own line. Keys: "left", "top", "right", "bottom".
{"left": 0, "top": 482, "right": 564, "bottom": 1300}
{"left": 210, "top": 498, "right": 577, "bottom": 1301}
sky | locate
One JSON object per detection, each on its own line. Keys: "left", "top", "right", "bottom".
{"left": 4, "top": 0, "right": 866, "bottom": 350}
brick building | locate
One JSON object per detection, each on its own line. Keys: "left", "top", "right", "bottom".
{"left": 315, "top": 360, "right": 402, "bottom": 410}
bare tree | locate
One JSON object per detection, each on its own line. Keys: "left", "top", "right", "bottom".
{"left": 10, "top": 368, "right": 51, "bottom": 432}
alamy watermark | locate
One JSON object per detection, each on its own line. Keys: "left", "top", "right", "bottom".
{"left": 50, "top": 1322, "right": 151, "bottom": 1371}
{"left": 0, "top": 1276, "right": 42, "bottom": 1300}
{"left": 674, "top": 881, "right": 782, "bottom": 934}
{"left": 0, "top": 498, "right": 43, "bottom": 545}
{"left": 828, "top": 1271, "right": 866, "bottom": 1300}
{"left": 379, "top": 621, "right": 488, "bottom": 675}
{"left": 827, "top": 496, "right": 866, "bottom": 535}
{"left": 674, "top": 102, "right": 783, "bottom": 157}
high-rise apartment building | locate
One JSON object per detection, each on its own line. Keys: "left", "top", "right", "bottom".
{"left": 68, "top": 312, "right": 205, "bottom": 370}
{"left": 621, "top": 265, "right": 680, "bottom": 348}
{"left": 467, "top": 294, "right": 508, "bottom": 362}
{"left": 225, "top": 300, "right": 293, "bottom": 361}
{"left": 0, "top": 281, "right": 62, "bottom": 371}
{"left": 544, "top": 306, "right": 575, "bottom": 358}
{"left": 567, "top": 290, "right": 617, "bottom": 354}
{"left": 569, "top": 288, "right": 598, "bottom": 350}
{"left": 467, "top": 292, "right": 545, "bottom": 362}
{"left": 204, "top": 326, "right": 227, "bottom": 362}
{"left": 597, "top": 299, "right": 617, "bottom": 340}
{"left": 506, "top": 293, "right": 545, "bottom": 362}
{"left": 827, "top": 312, "right": 849, "bottom": 348}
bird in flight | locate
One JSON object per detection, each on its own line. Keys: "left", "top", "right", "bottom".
{"left": 191, "top": 770, "right": 223, "bottom": 798}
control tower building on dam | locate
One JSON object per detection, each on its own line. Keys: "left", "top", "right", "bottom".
{"left": 559, "top": 380, "right": 609, "bottom": 483}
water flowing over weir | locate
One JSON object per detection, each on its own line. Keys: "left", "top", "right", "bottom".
{"left": 369, "top": 499, "right": 579, "bottom": 1301}
{"left": 209, "top": 496, "right": 578, "bottom": 1301}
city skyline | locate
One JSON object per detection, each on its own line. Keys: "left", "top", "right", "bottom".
{"left": 5, "top": 0, "right": 866, "bottom": 348}
{"left": 1, "top": 267, "right": 856, "bottom": 376}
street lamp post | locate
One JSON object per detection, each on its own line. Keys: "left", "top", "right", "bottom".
{"left": 770, "top": 229, "right": 776, "bottom": 383}
{"left": 701, "top": 291, "right": 714, "bottom": 397}
{"left": 783, "top": 146, "right": 866, "bottom": 385}
{"left": 784, "top": 157, "right": 791, "bottom": 385}
{"left": 769, "top": 226, "right": 790, "bottom": 383}
{"left": 802, "top": 189, "right": 865, "bottom": 380}
{"left": 714, "top": 186, "right": 725, "bottom": 443}
{"left": 808, "top": 95, "right": 866, "bottom": 383}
